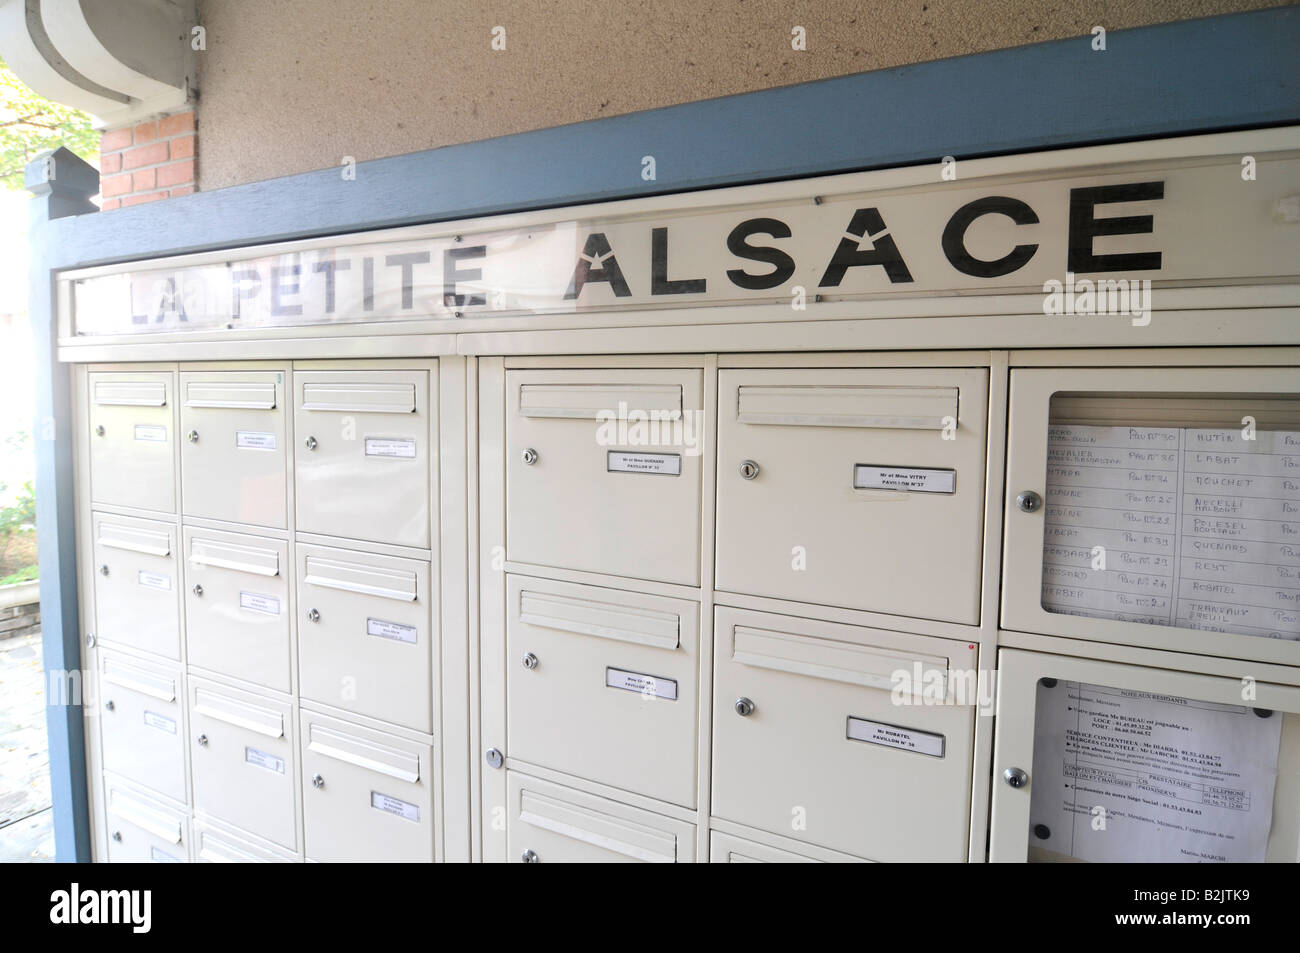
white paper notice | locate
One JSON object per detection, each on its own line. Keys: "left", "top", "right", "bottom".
{"left": 1029, "top": 680, "right": 1282, "bottom": 863}
{"left": 1042, "top": 426, "right": 1300, "bottom": 641}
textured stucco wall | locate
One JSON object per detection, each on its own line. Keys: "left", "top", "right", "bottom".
{"left": 193, "top": 0, "right": 1288, "bottom": 191}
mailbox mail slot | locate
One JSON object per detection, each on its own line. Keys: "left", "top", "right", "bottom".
{"left": 88, "top": 372, "right": 175, "bottom": 513}
{"left": 297, "top": 543, "right": 434, "bottom": 732}
{"left": 92, "top": 513, "right": 180, "bottom": 660}
{"left": 506, "top": 772, "right": 695, "bottom": 863}
{"left": 711, "top": 607, "right": 976, "bottom": 861}
{"left": 103, "top": 776, "right": 189, "bottom": 863}
{"left": 300, "top": 710, "right": 435, "bottom": 863}
{"left": 294, "top": 368, "right": 433, "bottom": 549}
{"left": 193, "top": 818, "right": 297, "bottom": 863}
{"left": 98, "top": 651, "right": 187, "bottom": 804}
{"left": 505, "top": 369, "right": 703, "bottom": 586}
{"left": 188, "top": 678, "right": 297, "bottom": 851}
{"left": 506, "top": 576, "right": 699, "bottom": 807}
{"left": 180, "top": 371, "right": 288, "bottom": 527}
{"left": 709, "top": 829, "right": 866, "bottom": 863}
{"left": 184, "top": 527, "right": 291, "bottom": 692}
{"left": 715, "top": 367, "right": 988, "bottom": 624}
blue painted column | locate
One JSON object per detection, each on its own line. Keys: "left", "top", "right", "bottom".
{"left": 27, "top": 147, "right": 98, "bottom": 862}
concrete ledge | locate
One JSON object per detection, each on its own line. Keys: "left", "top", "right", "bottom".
{"left": 0, "top": 580, "right": 41, "bottom": 612}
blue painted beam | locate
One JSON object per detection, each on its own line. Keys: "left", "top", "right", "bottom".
{"left": 27, "top": 148, "right": 97, "bottom": 863}
{"left": 41, "top": 6, "right": 1300, "bottom": 273}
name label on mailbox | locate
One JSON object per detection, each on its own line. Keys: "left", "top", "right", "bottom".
{"left": 606, "top": 667, "right": 679, "bottom": 700}
{"left": 236, "top": 430, "right": 277, "bottom": 451}
{"left": 371, "top": 791, "right": 420, "bottom": 822}
{"left": 138, "top": 571, "right": 172, "bottom": 591}
{"left": 365, "top": 437, "right": 417, "bottom": 458}
{"left": 368, "top": 618, "right": 418, "bottom": 644}
{"left": 847, "top": 717, "right": 944, "bottom": 757}
{"left": 143, "top": 711, "right": 177, "bottom": 735}
{"left": 134, "top": 424, "right": 167, "bottom": 443}
{"left": 607, "top": 451, "right": 682, "bottom": 476}
{"left": 240, "top": 591, "right": 281, "bottom": 615}
{"left": 150, "top": 847, "right": 183, "bottom": 863}
{"left": 853, "top": 465, "right": 955, "bottom": 493}
{"left": 245, "top": 746, "right": 286, "bottom": 774}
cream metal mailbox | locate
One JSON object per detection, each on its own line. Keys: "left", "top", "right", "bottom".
{"left": 296, "top": 543, "right": 434, "bottom": 732}
{"left": 709, "top": 829, "right": 866, "bottom": 863}
{"left": 1002, "top": 365, "right": 1300, "bottom": 667}
{"left": 711, "top": 607, "right": 977, "bottom": 861}
{"left": 294, "top": 368, "right": 434, "bottom": 549}
{"left": 299, "top": 710, "right": 435, "bottom": 863}
{"left": 98, "top": 651, "right": 187, "bottom": 804}
{"left": 506, "top": 576, "right": 699, "bottom": 807}
{"left": 506, "top": 772, "right": 696, "bottom": 863}
{"left": 188, "top": 678, "right": 297, "bottom": 851}
{"left": 715, "top": 366, "right": 989, "bottom": 624}
{"left": 103, "top": 776, "right": 189, "bottom": 863}
{"left": 183, "top": 526, "right": 292, "bottom": 693}
{"left": 88, "top": 372, "right": 176, "bottom": 513}
{"left": 193, "top": 818, "right": 298, "bottom": 863}
{"left": 990, "top": 648, "right": 1300, "bottom": 863}
{"left": 505, "top": 368, "right": 703, "bottom": 586}
{"left": 180, "top": 371, "right": 288, "bottom": 527}
{"left": 92, "top": 513, "right": 180, "bottom": 660}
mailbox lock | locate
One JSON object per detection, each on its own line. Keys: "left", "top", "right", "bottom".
{"left": 734, "top": 696, "right": 755, "bottom": 717}
{"left": 1016, "top": 490, "right": 1043, "bottom": 513}
{"left": 307, "top": 608, "right": 321, "bottom": 623}
{"left": 485, "top": 747, "right": 504, "bottom": 769}
{"left": 95, "top": 425, "right": 105, "bottom": 437}
{"left": 99, "top": 564, "right": 110, "bottom": 577}
{"left": 521, "top": 849, "right": 539, "bottom": 863}
{"left": 1003, "top": 767, "right": 1029, "bottom": 789}
{"left": 104, "top": 700, "right": 115, "bottom": 712}
{"left": 304, "top": 435, "right": 318, "bottom": 451}
{"left": 738, "top": 460, "right": 760, "bottom": 480}
{"left": 312, "top": 773, "right": 325, "bottom": 789}
{"left": 85, "top": 632, "right": 96, "bottom": 648}
{"left": 192, "top": 584, "right": 204, "bottom": 597}
{"left": 187, "top": 430, "right": 200, "bottom": 444}
{"left": 197, "top": 733, "right": 209, "bottom": 747}
{"left": 111, "top": 831, "right": 122, "bottom": 843}
{"left": 521, "top": 448, "right": 539, "bottom": 466}
{"left": 522, "top": 652, "right": 539, "bottom": 670}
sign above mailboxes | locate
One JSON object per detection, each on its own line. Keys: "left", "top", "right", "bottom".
{"left": 64, "top": 142, "right": 1300, "bottom": 337}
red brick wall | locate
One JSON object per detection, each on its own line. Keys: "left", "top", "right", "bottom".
{"left": 99, "top": 110, "right": 196, "bottom": 209}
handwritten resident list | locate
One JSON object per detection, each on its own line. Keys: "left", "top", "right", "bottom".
{"left": 1042, "top": 425, "right": 1300, "bottom": 641}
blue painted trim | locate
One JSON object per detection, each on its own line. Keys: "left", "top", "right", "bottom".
{"left": 41, "top": 7, "right": 1300, "bottom": 272}
{"left": 28, "top": 153, "right": 96, "bottom": 863}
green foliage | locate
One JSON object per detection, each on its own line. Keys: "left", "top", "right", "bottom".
{"left": 0, "top": 564, "right": 38, "bottom": 585}
{"left": 0, "top": 480, "right": 36, "bottom": 536}
{"left": 0, "top": 55, "right": 98, "bottom": 189}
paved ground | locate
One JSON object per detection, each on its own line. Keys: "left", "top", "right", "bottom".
{"left": 0, "top": 631, "right": 54, "bottom": 862}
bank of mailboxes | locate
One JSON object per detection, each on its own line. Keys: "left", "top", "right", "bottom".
{"left": 87, "top": 364, "right": 438, "bottom": 864}
{"left": 87, "top": 356, "right": 1297, "bottom": 863}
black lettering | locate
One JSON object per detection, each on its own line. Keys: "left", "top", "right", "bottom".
{"left": 564, "top": 232, "right": 632, "bottom": 299}
{"left": 726, "top": 217, "right": 795, "bottom": 290}
{"left": 941, "top": 196, "right": 1039, "bottom": 278}
{"left": 819, "top": 208, "right": 913, "bottom": 286}
{"left": 443, "top": 246, "right": 487, "bottom": 308}
{"left": 271, "top": 265, "right": 302, "bottom": 317}
{"left": 650, "top": 227, "right": 706, "bottom": 295}
{"left": 313, "top": 258, "right": 351, "bottom": 313}
{"left": 231, "top": 268, "right": 261, "bottom": 320}
{"left": 1067, "top": 181, "right": 1164, "bottom": 273}
{"left": 154, "top": 276, "right": 188, "bottom": 323}
{"left": 386, "top": 251, "right": 430, "bottom": 309}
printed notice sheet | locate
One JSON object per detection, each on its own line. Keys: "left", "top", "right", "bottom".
{"left": 1029, "top": 680, "right": 1283, "bottom": 863}
{"left": 1042, "top": 426, "right": 1300, "bottom": 640}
